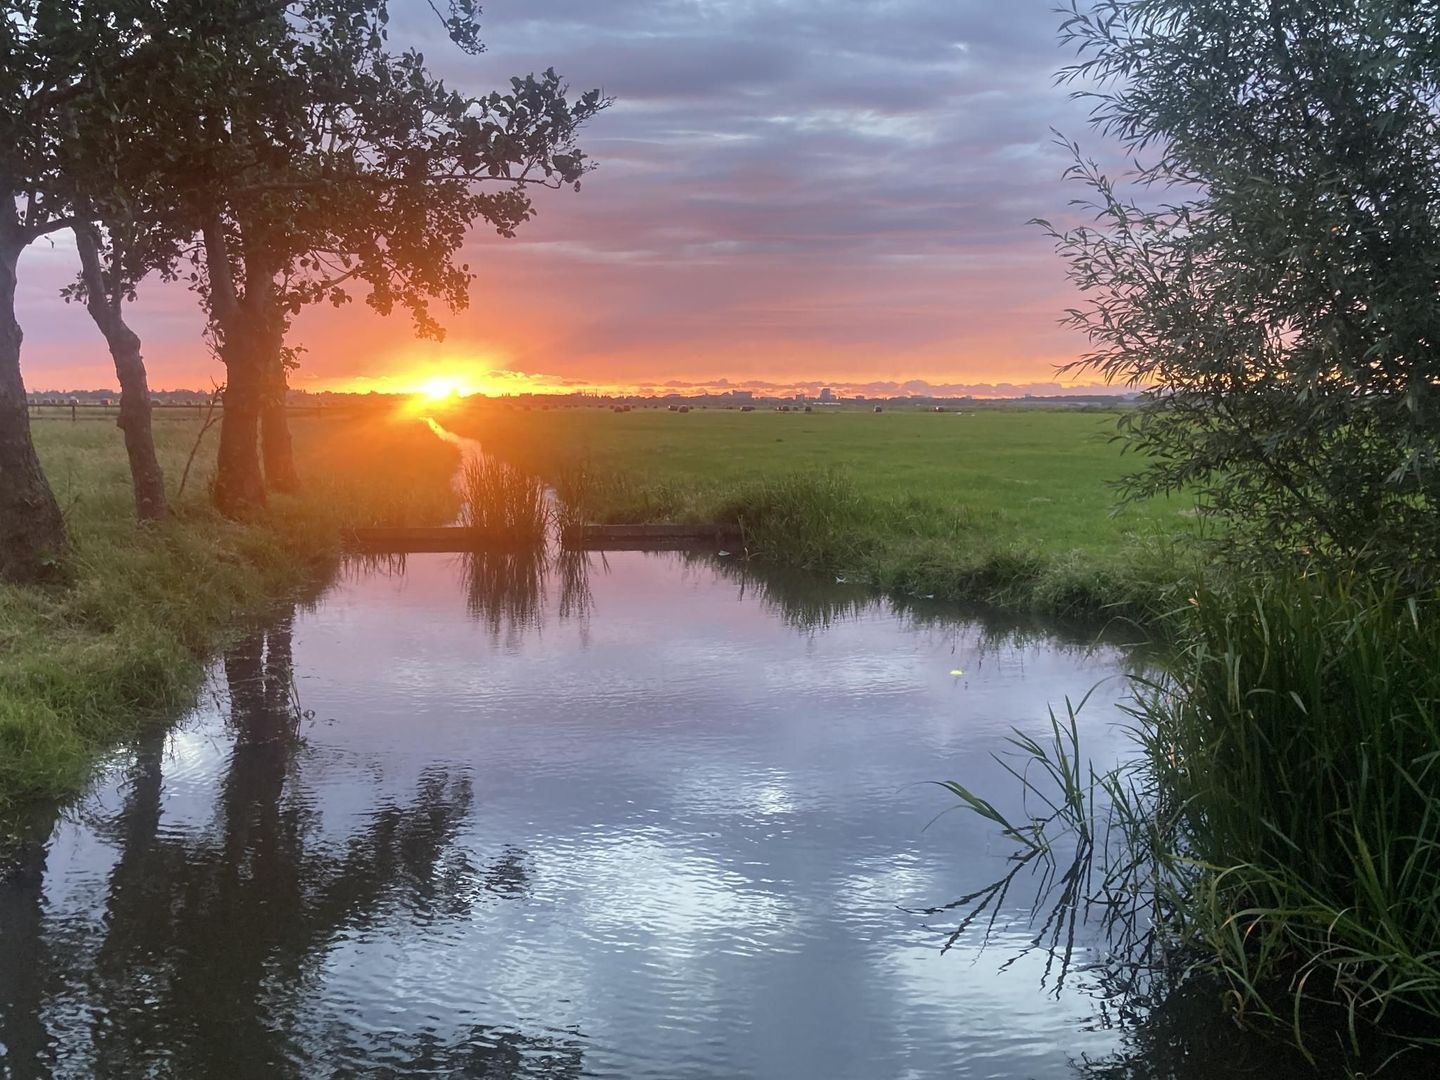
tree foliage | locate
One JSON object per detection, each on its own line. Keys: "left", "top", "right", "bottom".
{"left": 132, "top": 0, "right": 606, "bottom": 512}
{"left": 1046, "top": 0, "right": 1440, "bottom": 574}
{"left": 0, "top": 0, "right": 158, "bottom": 576}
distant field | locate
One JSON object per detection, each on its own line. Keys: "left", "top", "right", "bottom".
{"left": 446, "top": 404, "right": 1200, "bottom": 615}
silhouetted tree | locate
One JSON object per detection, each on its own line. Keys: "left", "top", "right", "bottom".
{"left": 0, "top": 1, "right": 125, "bottom": 578}
{"left": 1046, "top": 0, "right": 1440, "bottom": 574}
{"left": 66, "top": 216, "right": 174, "bottom": 521}
{"left": 157, "top": 0, "right": 605, "bottom": 514}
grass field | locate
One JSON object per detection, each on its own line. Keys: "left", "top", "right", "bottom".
{"left": 0, "top": 411, "right": 458, "bottom": 811}
{"left": 443, "top": 403, "right": 1201, "bottom": 616}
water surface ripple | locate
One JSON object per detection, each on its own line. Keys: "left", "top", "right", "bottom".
{"left": 3, "top": 552, "right": 1157, "bottom": 1079}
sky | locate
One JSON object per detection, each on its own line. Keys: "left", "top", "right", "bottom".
{"left": 17, "top": 0, "right": 1119, "bottom": 398}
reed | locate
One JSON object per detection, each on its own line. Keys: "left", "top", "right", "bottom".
{"left": 938, "top": 572, "right": 1440, "bottom": 1061}
{"left": 549, "top": 458, "right": 594, "bottom": 548}
{"left": 1134, "top": 575, "right": 1440, "bottom": 1048}
{"left": 456, "top": 454, "right": 549, "bottom": 551}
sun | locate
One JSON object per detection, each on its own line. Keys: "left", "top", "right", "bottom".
{"left": 415, "top": 376, "right": 468, "bottom": 401}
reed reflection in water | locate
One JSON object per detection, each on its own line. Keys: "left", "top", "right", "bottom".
{"left": 458, "top": 547, "right": 601, "bottom": 646}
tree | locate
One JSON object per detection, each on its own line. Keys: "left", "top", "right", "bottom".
{"left": 66, "top": 210, "right": 178, "bottom": 522}
{"left": 164, "top": 1, "right": 603, "bottom": 515}
{"left": 0, "top": 2, "right": 107, "bottom": 581}
{"left": 1045, "top": 0, "right": 1440, "bottom": 574}
{"left": 5, "top": 0, "right": 195, "bottom": 549}
{"left": 0, "top": 205, "right": 66, "bottom": 584}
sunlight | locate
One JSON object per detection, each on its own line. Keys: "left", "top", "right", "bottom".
{"left": 416, "top": 376, "right": 469, "bottom": 401}
{"left": 343, "top": 358, "right": 577, "bottom": 407}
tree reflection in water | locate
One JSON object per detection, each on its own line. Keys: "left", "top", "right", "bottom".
{"left": 0, "top": 611, "right": 579, "bottom": 1080}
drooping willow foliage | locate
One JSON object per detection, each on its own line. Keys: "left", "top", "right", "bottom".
{"left": 1045, "top": 0, "right": 1440, "bottom": 578}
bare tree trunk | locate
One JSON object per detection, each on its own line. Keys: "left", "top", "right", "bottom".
{"left": 214, "top": 333, "right": 268, "bottom": 517}
{"left": 204, "top": 215, "right": 267, "bottom": 517}
{"left": 0, "top": 212, "right": 67, "bottom": 583}
{"left": 74, "top": 224, "right": 168, "bottom": 522}
{"left": 258, "top": 314, "right": 299, "bottom": 494}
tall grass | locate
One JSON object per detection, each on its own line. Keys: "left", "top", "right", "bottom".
{"left": 1134, "top": 576, "right": 1440, "bottom": 1047}
{"left": 550, "top": 458, "right": 593, "bottom": 548}
{"left": 456, "top": 454, "right": 549, "bottom": 550}
{"left": 938, "top": 572, "right": 1440, "bottom": 1062}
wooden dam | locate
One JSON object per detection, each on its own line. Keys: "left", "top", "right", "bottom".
{"left": 345, "top": 523, "right": 744, "bottom": 553}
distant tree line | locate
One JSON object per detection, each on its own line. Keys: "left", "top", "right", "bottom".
{"left": 1, "top": 0, "right": 605, "bottom": 583}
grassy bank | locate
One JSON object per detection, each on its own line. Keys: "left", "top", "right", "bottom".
{"left": 1136, "top": 577, "right": 1440, "bottom": 1049}
{"left": 443, "top": 403, "right": 1201, "bottom": 617}
{"left": 0, "top": 411, "right": 458, "bottom": 810}
{"left": 943, "top": 572, "right": 1440, "bottom": 1066}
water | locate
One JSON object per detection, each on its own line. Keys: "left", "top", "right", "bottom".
{"left": 0, "top": 551, "right": 1315, "bottom": 1078}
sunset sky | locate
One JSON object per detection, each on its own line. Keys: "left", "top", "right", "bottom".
{"left": 18, "top": 0, "right": 1119, "bottom": 398}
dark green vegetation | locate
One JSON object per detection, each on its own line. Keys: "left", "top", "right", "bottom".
{"left": 448, "top": 404, "right": 1197, "bottom": 617}
{"left": 949, "top": 578, "right": 1440, "bottom": 1068}
{"left": 939, "top": 0, "right": 1440, "bottom": 1067}
{"left": 1138, "top": 579, "right": 1440, "bottom": 1041}
{"left": 1049, "top": 0, "right": 1440, "bottom": 579}
{"left": 0, "top": 413, "right": 456, "bottom": 810}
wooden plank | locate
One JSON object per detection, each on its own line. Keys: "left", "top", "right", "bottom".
{"left": 579, "top": 523, "right": 742, "bottom": 542}
{"left": 344, "top": 523, "right": 743, "bottom": 554}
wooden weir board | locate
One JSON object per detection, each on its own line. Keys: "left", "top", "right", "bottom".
{"left": 344, "top": 523, "right": 742, "bottom": 553}
{"left": 577, "top": 523, "right": 742, "bottom": 542}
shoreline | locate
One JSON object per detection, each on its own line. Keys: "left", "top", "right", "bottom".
{"left": 0, "top": 415, "right": 459, "bottom": 815}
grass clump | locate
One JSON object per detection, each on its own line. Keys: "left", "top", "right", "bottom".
{"left": 1135, "top": 575, "right": 1440, "bottom": 1046}
{"left": 456, "top": 453, "right": 549, "bottom": 550}
{"left": 0, "top": 412, "right": 458, "bottom": 810}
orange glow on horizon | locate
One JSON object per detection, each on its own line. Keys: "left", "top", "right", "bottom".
{"left": 414, "top": 376, "right": 471, "bottom": 401}
{"left": 324, "top": 357, "right": 586, "bottom": 400}
{"left": 308, "top": 352, "right": 1132, "bottom": 402}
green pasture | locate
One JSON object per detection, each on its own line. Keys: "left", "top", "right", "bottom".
{"left": 452, "top": 404, "right": 1201, "bottom": 615}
